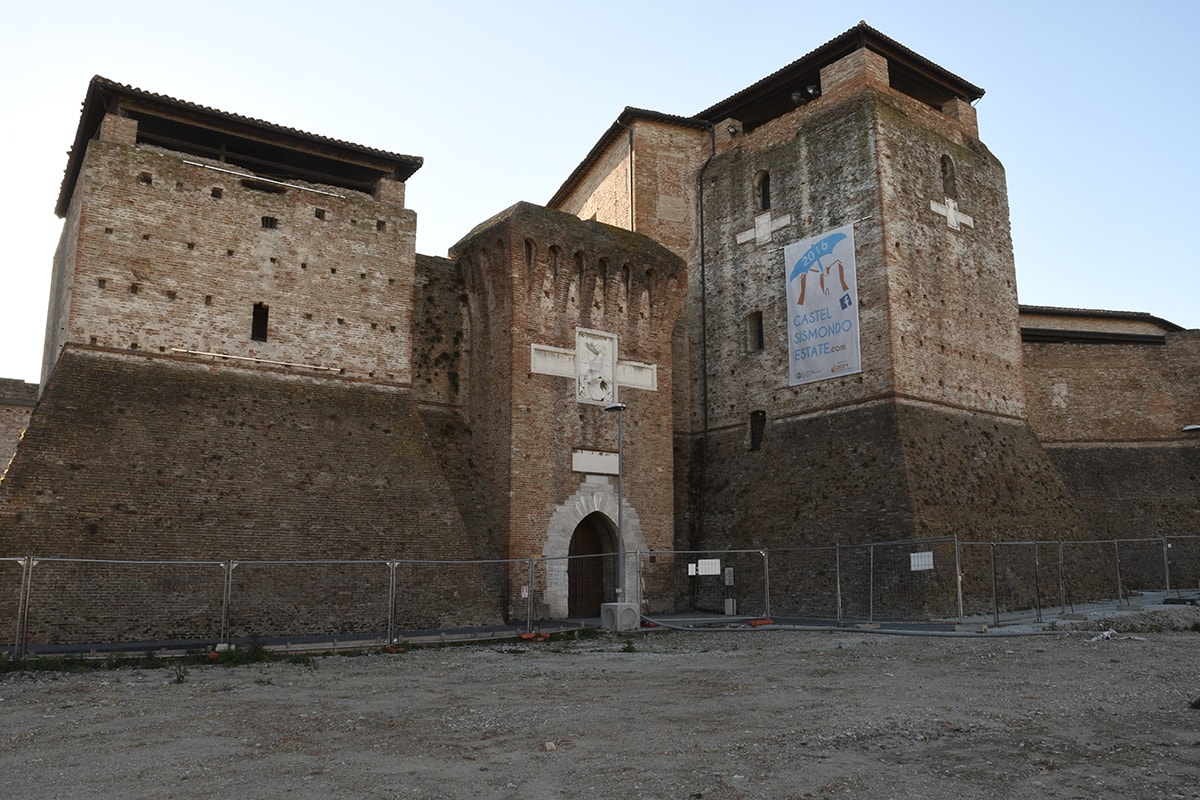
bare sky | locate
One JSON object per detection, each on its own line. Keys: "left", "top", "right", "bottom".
{"left": 2, "top": 0, "right": 1196, "bottom": 383}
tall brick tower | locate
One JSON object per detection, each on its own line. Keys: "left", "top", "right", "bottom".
{"left": 451, "top": 204, "right": 685, "bottom": 617}
{"left": 552, "top": 24, "right": 1086, "bottom": 558}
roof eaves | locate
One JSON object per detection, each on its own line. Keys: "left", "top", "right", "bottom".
{"left": 1018, "top": 304, "right": 1185, "bottom": 333}
{"left": 55, "top": 76, "right": 424, "bottom": 217}
{"left": 696, "top": 21, "right": 984, "bottom": 122}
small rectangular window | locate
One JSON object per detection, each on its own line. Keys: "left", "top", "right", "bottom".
{"left": 749, "top": 410, "right": 767, "bottom": 451}
{"left": 251, "top": 303, "right": 269, "bottom": 341}
{"left": 746, "top": 311, "right": 764, "bottom": 352}
{"left": 315, "top": 208, "right": 326, "bottom": 220}
{"left": 261, "top": 216, "right": 278, "bottom": 229}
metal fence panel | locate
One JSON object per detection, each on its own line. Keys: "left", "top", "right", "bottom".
{"left": 21, "top": 558, "right": 224, "bottom": 649}
{"left": 759, "top": 547, "right": 840, "bottom": 619}
{"left": 837, "top": 539, "right": 959, "bottom": 622}
{"left": 1, "top": 557, "right": 24, "bottom": 651}
{"left": 4, "top": 535, "right": 1198, "bottom": 653}
{"left": 669, "top": 550, "right": 768, "bottom": 617}
{"left": 1165, "top": 536, "right": 1200, "bottom": 596}
{"left": 229, "top": 561, "right": 389, "bottom": 640}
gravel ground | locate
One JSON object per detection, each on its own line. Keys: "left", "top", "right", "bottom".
{"left": 2, "top": 606, "right": 1199, "bottom": 800}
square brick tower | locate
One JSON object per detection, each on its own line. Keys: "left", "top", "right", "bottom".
{"left": 1, "top": 78, "right": 499, "bottom": 642}
{"left": 551, "top": 24, "right": 1088, "bottom": 564}
{"left": 451, "top": 204, "right": 685, "bottom": 617}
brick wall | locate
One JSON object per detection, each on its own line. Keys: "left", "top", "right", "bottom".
{"left": 45, "top": 122, "right": 417, "bottom": 386}
{"left": 0, "top": 348, "right": 501, "bottom": 643}
{"left": 453, "top": 203, "right": 685, "bottom": 612}
{"left": 1023, "top": 329, "right": 1200, "bottom": 538}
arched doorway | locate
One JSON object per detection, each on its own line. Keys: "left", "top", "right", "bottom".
{"left": 568, "top": 512, "right": 617, "bottom": 617}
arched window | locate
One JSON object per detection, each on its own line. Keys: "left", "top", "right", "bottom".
{"left": 754, "top": 170, "right": 771, "bottom": 211}
{"left": 940, "top": 155, "right": 957, "bottom": 199}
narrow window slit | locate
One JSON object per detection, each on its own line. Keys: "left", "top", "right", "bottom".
{"left": 251, "top": 303, "right": 269, "bottom": 341}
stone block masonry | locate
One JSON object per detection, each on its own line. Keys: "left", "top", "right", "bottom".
{"left": 0, "top": 349, "right": 501, "bottom": 643}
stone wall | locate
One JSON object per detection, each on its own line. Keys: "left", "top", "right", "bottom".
{"left": 1024, "top": 338, "right": 1175, "bottom": 443}
{"left": 1024, "top": 329, "right": 1200, "bottom": 538}
{"left": 0, "top": 348, "right": 500, "bottom": 644}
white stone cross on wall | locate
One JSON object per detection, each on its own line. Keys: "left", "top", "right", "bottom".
{"left": 930, "top": 197, "right": 975, "bottom": 230}
{"left": 736, "top": 210, "right": 793, "bottom": 246}
{"left": 530, "top": 327, "right": 658, "bottom": 406}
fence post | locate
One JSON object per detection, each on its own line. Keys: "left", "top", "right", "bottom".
{"left": 386, "top": 560, "right": 399, "bottom": 644}
{"left": 1113, "top": 540, "right": 1126, "bottom": 607}
{"left": 220, "top": 560, "right": 236, "bottom": 644}
{"left": 953, "top": 536, "right": 964, "bottom": 625}
{"left": 1161, "top": 537, "right": 1172, "bottom": 598}
{"left": 990, "top": 542, "right": 999, "bottom": 628}
{"left": 761, "top": 550, "right": 771, "bottom": 619}
{"left": 636, "top": 551, "right": 645, "bottom": 612}
{"left": 14, "top": 555, "right": 37, "bottom": 660}
{"left": 1057, "top": 541, "right": 1066, "bottom": 615}
{"left": 835, "top": 545, "right": 843, "bottom": 627}
{"left": 868, "top": 545, "right": 875, "bottom": 624}
{"left": 526, "top": 558, "right": 535, "bottom": 633}
{"left": 1033, "top": 542, "right": 1042, "bottom": 624}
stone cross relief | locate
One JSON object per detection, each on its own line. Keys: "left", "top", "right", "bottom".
{"left": 930, "top": 196, "right": 974, "bottom": 230}
{"left": 736, "top": 210, "right": 793, "bottom": 246}
{"left": 530, "top": 327, "right": 657, "bottom": 406}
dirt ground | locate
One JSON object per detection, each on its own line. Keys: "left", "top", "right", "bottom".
{"left": 2, "top": 607, "right": 1199, "bottom": 800}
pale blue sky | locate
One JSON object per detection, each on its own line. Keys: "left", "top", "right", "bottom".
{"left": 1, "top": 0, "right": 1196, "bottom": 383}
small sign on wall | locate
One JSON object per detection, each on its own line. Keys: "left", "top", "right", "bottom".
{"left": 910, "top": 551, "right": 934, "bottom": 572}
{"left": 688, "top": 558, "right": 722, "bottom": 576}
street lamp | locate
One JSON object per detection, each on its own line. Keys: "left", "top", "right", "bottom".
{"left": 1184, "top": 425, "right": 1200, "bottom": 433}
{"left": 604, "top": 402, "right": 627, "bottom": 600}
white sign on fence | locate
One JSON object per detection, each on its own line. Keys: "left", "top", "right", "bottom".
{"left": 910, "top": 551, "right": 934, "bottom": 572}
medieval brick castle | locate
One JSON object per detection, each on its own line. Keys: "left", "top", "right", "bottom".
{"left": 1, "top": 24, "right": 1196, "bottom": 640}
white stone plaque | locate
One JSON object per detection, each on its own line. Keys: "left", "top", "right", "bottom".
{"left": 576, "top": 328, "right": 617, "bottom": 405}
{"left": 572, "top": 449, "right": 619, "bottom": 475}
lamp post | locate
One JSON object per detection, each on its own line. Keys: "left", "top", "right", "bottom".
{"left": 604, "top": 402, "right": 627, "bottom": 601}
{"left": 1184, "top": 425, "right": 1200, "bottom": 433}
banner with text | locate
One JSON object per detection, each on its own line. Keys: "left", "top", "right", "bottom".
{"left": 784, "top": 224, "right": 862, "bottom": 386}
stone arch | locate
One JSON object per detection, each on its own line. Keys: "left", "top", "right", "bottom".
{"left": 567, "top": 511, "right": 615, "bottom": 617}
{"left": 542, "top": 475, "right": 645, "bottom": 618}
